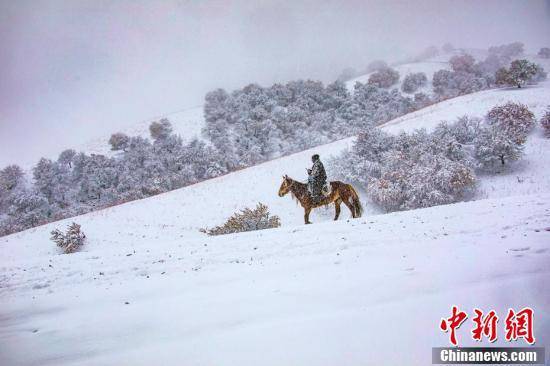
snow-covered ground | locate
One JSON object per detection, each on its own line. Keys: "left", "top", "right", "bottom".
{"left": 1, "top": 193, "right": 549, "bottom": 366}
{"left": 1, "top": 75, "right": 550, "bottom": 364}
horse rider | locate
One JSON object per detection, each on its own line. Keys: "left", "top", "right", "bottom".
{"left": 307, "top": 154, "right": 327, "bottom": 204}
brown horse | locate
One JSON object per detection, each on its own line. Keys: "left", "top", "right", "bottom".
{"left": 278, "top": 175, "right": 363, "bottom": 224}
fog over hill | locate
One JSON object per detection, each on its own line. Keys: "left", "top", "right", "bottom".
{"left": 1, "top": 0, "right": 550, "bottom": 167}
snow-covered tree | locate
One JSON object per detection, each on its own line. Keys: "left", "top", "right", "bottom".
{"left": 149, "top": 119, "right": 173, "bottom": 141}
{"left": 109, "top": 132, "right": 130, "bottom": 151}
{"left": 474, "top": 126, "right": 523, "bottom": 170}
{"left": 540, "top": 108, "right": 550, "bottom": 137}
{"left": 401, "top": 72, "right": 427, "bottom": 93}
{"left": 450, "top": 54, "right": 476, "bottom": 73}
{"left": 6, "top": 189, "right": 51, "bottom": 231}
{"left": 485, "top": 102, "right": 535, "bottom": 144}
{"left": 58, "top": 149, "right": 76, "bottom": 168}
{"left": 0, "top": 165, "right": 25, "bottom": 194}
{"left": 432, "top": 69, "right": 486, "bottom": 99}
{"left": 495, "top": 60, "right": 539, "bottom": 88}
{"left": 368, "top": 67, "right": 400, "bottom": 88}
{"left": 0, "top": 165, "right": 25, "bottom": 212}
{"left": 413, "top": 92, "right": 432, "bottom": 109}
{"left": 330, "top": 122, "right": 476, "bottom": 212}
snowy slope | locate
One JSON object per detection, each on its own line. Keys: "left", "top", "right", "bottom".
{"left": 1, "top": 77, "right": 550, "bottom": 365}
{"left": 2, "top": 82, "right": 549, "bottom": 259}
{"left": 1, "top": 194, "right": 549, "bottom": 365}
{"left": 80, "top": 106, "right": 205, "bottom": 158}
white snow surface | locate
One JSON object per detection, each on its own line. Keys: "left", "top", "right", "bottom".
{"left": 1, "top": 80, "right": 550, "bottom": 365}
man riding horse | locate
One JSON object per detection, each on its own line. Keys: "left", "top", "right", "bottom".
{"left": 307, "top": 154, "right": 327, "bottom": 204}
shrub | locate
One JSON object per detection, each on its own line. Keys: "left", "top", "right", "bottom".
{"left": 450, "top": 54, "right": 476, "bottom": 73}
{"left": 401, "top": 72, "right": 428, "bottom": 93}
{"left": 485, "top": 102, "right": 535, "bottom": 144}
{"left": 109, "top": 132, "right": 130, "bottom": 151}
{"left": 368, "top": 67, "right": 400, "bottom": 88}
{"left": 201, "top": 203, "right": 280, "bottom": 236}
{"left": 51, "top": 222, "right": 86, "bottom": 254}
{"left": 540, "top": 109, "right": 550, "bottom": 137}
{"left": 149, "top": 119, "right": 173, "bottom": 141}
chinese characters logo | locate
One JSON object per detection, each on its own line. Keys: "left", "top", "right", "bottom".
{"left": 439, "top": 306, "right": 535, "bottom": 346}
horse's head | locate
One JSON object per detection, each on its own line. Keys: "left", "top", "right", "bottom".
{"left": 278, "top": 175, "right": 292, "bottom": 197}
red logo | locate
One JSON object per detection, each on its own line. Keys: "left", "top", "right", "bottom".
{"left": 471, "top": 308, "right": 498, "bottom": 342}
{"left": 440, "top": 306, "right": 468, "bottom": 346}
{"left": 440, "top": 307, "right": 535, "bottom": 346}
{"left": 504, "top": 307, "right": 535, "bottom": 344}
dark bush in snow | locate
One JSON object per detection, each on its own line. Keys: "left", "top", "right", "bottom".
{"left": 485, "top": 102, "right": 535, "bottom": 144}
{"left": 401, "top": 72, "right": 428, "bottom": 93}
{"left": 413, "top": 92, "right": 433, "bottom": 109}
{"left": 109, "top": 133, "right": 130, "bottom": 151}
{"left": 368, "top": 67, "right": 400, "bottom": 88}
{"left": 201, "top": 203, "right": 280, "bottom": 236}
{"left": 538, "top": 47, "right": 550, "bottom": 59}
{"left": 540, "top": 108, "right": 550, "bottom": 137}
{"left": 51, "top": 222, "right": 86, "bottom": 254}
{"left": 450, "top": 54, "right": 476, "bottom": 73}
{"left": 149, "top": 119, "right": 173, "bottom": 141}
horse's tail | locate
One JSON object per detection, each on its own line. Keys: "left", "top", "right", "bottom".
{"left": 348, "top": 185, "right": 363, "bottom": 218}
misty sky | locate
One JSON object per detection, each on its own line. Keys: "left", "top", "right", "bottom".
{"left": 1, "top": 0, "right": 549, "bottom": 167}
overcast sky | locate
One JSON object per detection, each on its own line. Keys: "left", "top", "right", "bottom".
{"left": 1, "top": 0, "right": 549, "bottom": 167}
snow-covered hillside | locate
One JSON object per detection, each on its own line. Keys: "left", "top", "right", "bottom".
{"left": 1, "top": 192, "right": 549, "bottom": 366}
{"left": 2, "top": 75, "right": 550, "bottom": 365}
{"left": 80, "top": 106, "right": 205, "bottom": 158}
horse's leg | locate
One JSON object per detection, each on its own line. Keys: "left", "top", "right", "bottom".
{"left": 304, "top": 207, "right": 312, "bottom": 224}
{"left": 334, "top": 199, "right": 342, "bottom": 221}
{"left": 343, "top": 197, "right": 356, "bottom": 218}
